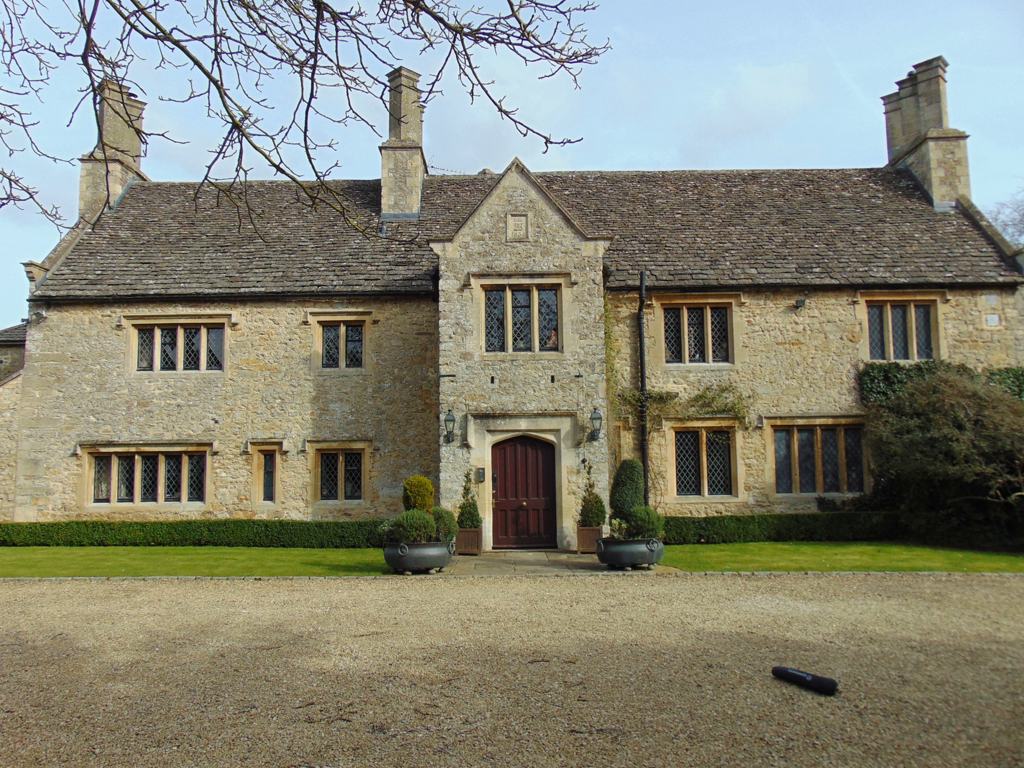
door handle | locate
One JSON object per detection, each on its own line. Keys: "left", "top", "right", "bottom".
{"left": 521, "top": 501, "right": 528, "bottom": 508}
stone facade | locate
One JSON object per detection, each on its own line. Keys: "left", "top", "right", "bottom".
{"left": 0, "top": 346, "right": 24, "bottom": 383}
{"left": 606, "top": 286, "right": 1023, "bottom": 517}
{"left": 12, "top": 298, "right": 438, "bottom": 521}
{"left": 0, "top": 374, "right": 20, "bottom": 520}
{"left": 434, "top": 163, "right": 611, "bottom": 549}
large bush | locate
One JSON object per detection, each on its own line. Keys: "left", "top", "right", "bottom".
{"left": 865, "top": 367, "right": 1024, "bottom": 546}
{"left": 610, "top": 505, "right": 664, "bottom": 540}
{"left": 609, "top": 459, "right": 644, "bottom": 517}
{"left": 456, "top": 471, "right": 482, "bottom": 529}
{"left": 402, "top": 475, "right": 435, "bottom": 511}
{"left": 383, "top": 509, "right": 436, "bottom": 544}
{"left": 577, "top": 460, "right": 607, "bottom": 528}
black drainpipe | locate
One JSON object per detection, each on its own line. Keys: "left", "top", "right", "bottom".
{"left": 638, "top": 271, "right": 650, "bottom": 506}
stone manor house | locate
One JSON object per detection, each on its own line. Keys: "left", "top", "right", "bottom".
{"left": 0, "top": 57, "right": 1021, "bottom": 550}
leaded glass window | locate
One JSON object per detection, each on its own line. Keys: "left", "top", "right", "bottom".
{"left": 845, "top": 428, "right": 864, "bottom": 493}
{"left": 165, "top": 454, "right": 182, "bottom": 502}
{"left": 686, "top": 307, "right": 706, "bottom": 363}
{"left": 140, "top": 455, "right": 159, "bottom": 502}
{"left": 774, "top": 430, "right": 792, "bottom": 494}
{"left": 538, "top": 289, "right": 559, "bottom": 351}
{"left": 664, "top": 308, "right": 682, "bottom": 363}
{"left": 675, "top": 431, "right": 701, "bottom": 496}
{"left": 867, "top": 301, "right": 937, "bottom": 361}
{"left": 666, "top": 304, "right": 731, "bottom": 364}
{"left": 206, "top": 327, "right": 224, "bottom": 371}
{"left": 137, "top": 328, "right": 154, "bottom": 371}
{"left": 484, "top": 289, "right": 506, "bottom": 352}
{"left": 320, "top": 452, "right": 339, "bottom": 501}
{"left": 797, "top": 428, "right": 816, "bottom": 494}
{"left": 93, "top": 455, "right": 111, "bottom": 503}
{"left": 117, "top": 455, "right": 135, "bottom": 503}
{"left": 261, "top": 451, "right": 275, "bottom": 503}
{"left": 890, "top": 304, "right": 910, "bottom": 360}
{"left": 773, "top": 424, "right": 866, "bottom": 495}
{"left": 187, "top": 454, "right": 206, "bottom": 502}
{"left": 92, "top": 451, "right": 208, "bottom": 505}
{"left": 706, "top": 431, "right": 733, "bottom": 495}
{"left": 511, "top": 289, "right": 532, "bottom": 352}
{"left": 914, "top": 305, "right": 933, "bottom": 360}
{"left": 160, "top": 327, "right": 177, "bottom": 371}
{"left": 821, "top": 429, "right": 840, "bottom": 493}
{"left": 675, "top": 428, "right": 736, "bottom": 497}
{"left": 344, "top": 452, "right": 363, "bottom": 500}
{"left": 183, "top": 327, "right": 201, "bottom": 370}
{"left": 867, "top": 305, "right": 886, "bottom": 360}
{"left": 322, "top": 324, "right": 340, "bottom": 368}
{"left": 345, "top": 324, "right": 363, "bottom": 368}
{"left": 710, "top": 307, "right": 730, "bottom": 363}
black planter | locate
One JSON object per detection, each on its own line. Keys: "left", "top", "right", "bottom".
{"left": 596, "top": 538, "right": 665, "bottom": 570}
{"left": 384, "top": 540, "right": 455, "bottom": 574}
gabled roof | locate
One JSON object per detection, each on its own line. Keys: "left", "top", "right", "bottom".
{"left": 30, "top": 166, "right": 1021, "bottom": 301}
{"left": 0, "top": 322, "right": 27, "bottom": 346}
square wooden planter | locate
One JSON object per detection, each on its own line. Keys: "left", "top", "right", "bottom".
{"left": 455, "top": 527, "right": 483, "bottom": 555}
{"left": 576, "top": 526, "right": 603, "bottom": 554}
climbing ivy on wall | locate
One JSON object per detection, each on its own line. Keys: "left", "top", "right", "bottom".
{"left": 858, "top": 361, "right": 1024, "bottom": 405}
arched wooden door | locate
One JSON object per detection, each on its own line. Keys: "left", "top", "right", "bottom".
{"left": 491, "top": 436, "right": 557, "bottom": 549}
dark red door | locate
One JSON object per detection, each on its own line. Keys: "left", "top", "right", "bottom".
{"left": 492, "top": 436, "right": 557, "bottom": 549}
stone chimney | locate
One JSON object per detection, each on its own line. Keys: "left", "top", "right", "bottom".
{"left": 881, "top": 56, "right": 970, "bottom": 211}
{"left": 79, "top": 80, "right": 146, "bottom": 223}
{"left": 379, "top": 67, "right": 427, "bottom": 221}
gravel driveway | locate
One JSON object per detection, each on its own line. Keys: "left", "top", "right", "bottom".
{"left": 1, "top": 573, "right": 1022, "bottom": 767}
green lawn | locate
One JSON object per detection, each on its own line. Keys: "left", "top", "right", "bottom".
{"left": 661, "top": 541, "right": 1024, "bottom": 573}
{"left": 0, "top": 546, "right": 386, "bottom": 577}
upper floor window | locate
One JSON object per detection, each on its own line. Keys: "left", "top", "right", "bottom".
{"left": 484, "top": 285, "right": 561, "bottom": 353}
{"left": 665, "top": 304, "right": 731, "bottom": 364}
{"left": 320, "top": 321, "right": 364, "bottom": 369}
{"left": 136, "top": 324, "right": 224, "bottom": 372}
{"left": 674, "top": 426, "right": 736, "bottom": 497}
{"left": 867, "top": 301, "right": 935, "bottom": 361}
{"left": 91, "top": 451, "right": 207, "bottom": 505}
{"left": 772, "top": 423, "right": 864, "bottom": 495}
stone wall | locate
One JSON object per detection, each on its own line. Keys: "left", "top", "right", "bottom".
{"left": 0, "top": 346, "right": 24, "bottom": 382}
{"left": 434, "top": 164, "right": 610, "bottom": 549}
{"left": 13, "top": 297, "right": 438, "bottom": 521}
{"left": 0, "top": 374, "right": 21, "bottom": 520}
{"left": 606, "top": 285, "right": 1023, "bottom": 517}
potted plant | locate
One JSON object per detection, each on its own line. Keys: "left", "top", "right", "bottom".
{"left": 381, "top": 476, "right": 454, "bottom": 575}
{"left": 455, "top": 471, "right": 483, "bottom": 555}
{"left": 576, "top": 459, "right": 606, "bottom": 554}
{"left": 596, "top": 505, "right": 665, "bottom": 570}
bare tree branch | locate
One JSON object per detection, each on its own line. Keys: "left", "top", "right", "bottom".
{"left": 0, "top": 0, "right": 608, "bottom": 231}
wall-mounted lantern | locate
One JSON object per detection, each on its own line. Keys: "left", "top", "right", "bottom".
{"left": 443, "top": 409, "right": 456, "bottom": 443}
{"left": 589, "top": 407, "right": 603, "bottom": 441}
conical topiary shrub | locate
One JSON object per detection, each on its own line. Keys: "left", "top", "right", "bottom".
{"left": 609, "top": 459, "right": 645, "bottom": 519}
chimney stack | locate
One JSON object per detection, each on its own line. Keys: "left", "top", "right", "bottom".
{"left": 379, "top": 67, "right": 427, "bottom": 221}
{"left": 881, "top": 57, "right": 970, "bottom": 211}
{"left": 79, "top": 80, "right": 146, "bottom": 223}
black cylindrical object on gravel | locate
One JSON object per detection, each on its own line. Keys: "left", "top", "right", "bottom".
{"left": 771, "top": 666, "right": 838, "bottom": 696}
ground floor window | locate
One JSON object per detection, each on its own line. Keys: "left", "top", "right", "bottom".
{"left": 316, "top": 450, "right": 364, "bottom": 501}
{"left": 772, "top": 424, "right": 864, "bottom": 495}
{"left": 91, "top": 451, "right": 207, "bottom": 504}
{"left": 674, "top": 427, "right": 735, "bottom": 497}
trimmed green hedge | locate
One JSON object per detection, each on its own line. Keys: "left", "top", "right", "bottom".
{"left": 662, "top": 511, "right": 899, "bottom": 545}
{"left": 859, "top": 361, "right": 1024, "bottom": 405}
{"left": 0, "top": 520, "right": 385, "bottom": 548}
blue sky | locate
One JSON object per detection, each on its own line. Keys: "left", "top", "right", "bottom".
{"left": 1, "top": 0, "right": 1021, "bottom": 329}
